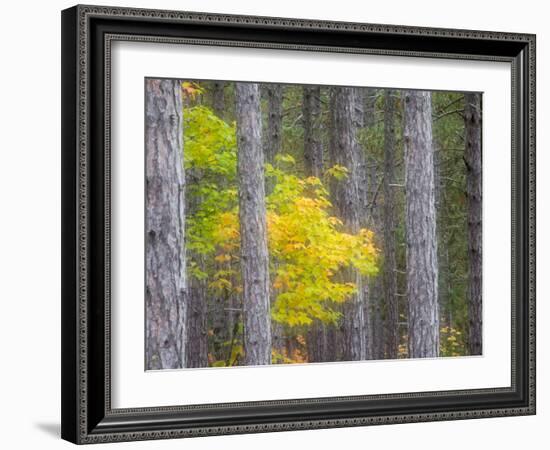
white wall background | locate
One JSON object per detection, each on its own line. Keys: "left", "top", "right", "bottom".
{"left": 0, "top": 0, "right": 545, "bottom": 448}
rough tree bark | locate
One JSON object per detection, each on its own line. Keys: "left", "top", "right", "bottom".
{"left": 185, "top": 185, "right": 208, "bottom": 367}
{"left": 211, "top": 81, "right": 226, "bottom": 118}
{"left": 329, "top": 86, "right": 368, "bottom": 361}
{"left": 263, "top": 84, "right": 284, "bottom": 165}
{"left": 353, "top": 87, "right": 374, "bottom": 360}
{"left": 352, "top": 88, "right": 370, "bottom": 217}
{"left": 364, "top": 88, "right": 378, "bottom": 128}
{"left": 383, "top": 89, "right": 399, "bottom": 359}
{"left": 464, "top": 92, "right": 482, "bottom": 356}
{"left": 352, "top": 88, "right": 365, "bottom": 129}
{"left": 235, "top": 82, "right": 272, "bottom": 366}
{"left": 434, "top": 141, "right": 455, "bottom": 333}
{"left": 303, "top": 85, "right": 329, "bottom": 362}
{"left": 260, "top": 84, "right": 285, "bottom": 355}
{"left": 368, "top": 152, "right": 386, "bottom": 360}
{"left": 371, "top": 275, "right": 385, "bottom": 359}
{"left": 404, "top": 90, "right": 440, "bottom": 359}
{"left": 186, "top": 82, "right": 228, "bottom": 368}
{"left": 433, "top": 139, "right": 446, "bottom": 329}
{"left": 366, "top": 162, "right": 382, "bottom": 360}
{"left": 303, "top": 86, "right": 324, "bottom": 178}
{"left": 145, "top": 79, "right": 187, "bottom": 370}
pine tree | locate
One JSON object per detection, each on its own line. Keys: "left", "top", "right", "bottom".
{"left": 235, "top": 82, "right": 272, "bottom": 365}
{"left": 464, "top": 92, "right": 482, "bottom": 356}
{"left": 404, "top": 90, "right": 439, "bottom": 358}
{"left": 145, "top": 79, "right": 187, "bottom": 369}
{"left": 383, "top": 89, "right": 399, "bottom": 359}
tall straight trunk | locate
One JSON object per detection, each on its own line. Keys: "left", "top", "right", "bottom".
{"left": 303, "top": 86, "right": 324, "bottom": 178}
{"left": 364, "top": 88, "right": 378, "bottom": 128}
{"left": 383, "top": 89, "right": 399, "bottom": 359}
{"left": 262, "top": 84, "right": 284, "bottom": 354}
{"left": 352, "top": 88, "right": 365, "bottom": 129}
{"left": 329, "top": 87, "right": 367, "bottom": 361}
{"left": 303, "top": 85, "right": 328, "bottom": 362}
{"left": 353, "top": 87, "right": 374, "bottom": 360}
{"left": 371, "top": 275, "right": 385, "bottom": 359}
{"left": 185, "top": 269, "right": 208, "bottom": 367}
{"left": 185, "top": 95, "right": 209, "bottom": 366}
{"left": 352, "top": 88, "right": 370, "bottom": 217}
{"left": 404, "top": 90, "right": 439, "bottom": 358}
{"left": 263, "top": 84, "right": 284, "bottom": 165}
{"left": 201, "top": 80, "right": 229, "bottom": 366}
{"left": 368, "top": 153, "right": 385, "bottom": 360}
{"left": 211, "top": 81, "right": 226, "bottom": 118}
{"left": 145, "top": 79, "right": 186, "bottom": 370}
{"left": 307, "top": 321, "right": 331, "bottom": 362}
{"left": 235, "top": 82, "right": 272, "bottom": 366}
{"left": 464, "top": 92, "right": 482, "bottom": 356}
{"left": 434, "top": 142, "right": 452, "bottom": 332}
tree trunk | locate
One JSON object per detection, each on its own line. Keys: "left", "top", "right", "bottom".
{"left": 464, "top": 92, "right": 482, "bottom": 356}
{"left": 303, "top": 85, "right": 329, "bottom": 362}
{"left": 261, "top": 84, "right": 285, "bottom": 356}
{"left": 145, "top": 79, "right": 187, "bottom": 370}
{"left": 352, "top": 87, "right": 365, "bottom": 129}
{"left": 367, "top": 150, "right": 385, "bottom": 360}
{"left": 404, "top": 90, "right": 440, "bottom": 358}
{"left": 364, "top": 88, "right": 378, "bottom": 128}
{"left": 353, "top": 88, "right": 370, "bottom": 219}
{"left": 263, "top": 84, "right": 284, "bottom": 165}
{"left": 185, "top": 246, "right": 208, "bottom": 367}
{"left": 235, "top": 82, "right": 272, "bottom": 366}
{"left": 303, "top": 86, "right": 324, "bottom": 178}
{"left": 383, "top": 89, "right": 399, "bottom": 359}
{"left": 212, "top": 81, "right": 226, "bottom": 118}
{"left": 353, "top": 87, "right": 374, "bottom": 360}
{"left": 371, "top": 275, "right": 385, "bottom": 359}
{"left": 329, "top": 87, "right": 368, "bottom": 361}
{"left": 193, "top": 81, "right": 228, "bottom": 367}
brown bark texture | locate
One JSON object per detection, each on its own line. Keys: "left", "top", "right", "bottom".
{"left": 368, "top": 149, "right": 385, "bottom": 360}
{"left": 145, "top": 79, "right": 187, "bottom": 370}
{"left": 383, "top": 89, "right": 399, "bottom": 359}
{"left": 263, "top": 84, "right": 284, "bottom": 165}
{"left": 353, "top": 86, "right": 374, "bottom": 360}
{"left": 185, "top": 251, "right": 208, "bottom": 367}
{"left": 329, "top": 86, "right": 368, "bottom": 361}
{"left": 404, "top": 90, "right": 440, "bottom": 358}
{"left": 303, "top": 86, "right": 324, "bottom": 178}
{"left": 211, "top": 81, "right": 226, "bottom": 118}
{"left": 464, "top": 92, "right": 482, "bottom": 356}
{"left": 303, "top": 85, "right": 331, "bottom": 362}
{"left": 364, "top": 88, "right": 378, "bottom": 128}
{"left": 235, "top": 82, "right": 272, "bottom": 366}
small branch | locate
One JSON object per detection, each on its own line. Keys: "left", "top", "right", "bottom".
{"left": 367, "top": 178, "right": 384, "bottom": 210}
{"left": 433, "top": 108, "right": 464, "bottom": 121}
{"left": 290, "top": 113, "right": 304, "bottom": 128}
{"left": 440, "top": 176, "right": 461, "bottom": 184}
{"left": 434, "top": 95, "right": 465, "bottom": 115}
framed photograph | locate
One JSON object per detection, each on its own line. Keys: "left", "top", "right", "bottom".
{"left": 61, "top": 4, "right": 536, "bottom": 444}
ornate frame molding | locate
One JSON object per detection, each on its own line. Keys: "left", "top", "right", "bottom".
{"left": 61, "top": 4, "right": 536, "bottom": 444}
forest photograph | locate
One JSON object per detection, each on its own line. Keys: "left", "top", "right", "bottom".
{"left": 144, "top": 77, "right": 482, "bottom": 370}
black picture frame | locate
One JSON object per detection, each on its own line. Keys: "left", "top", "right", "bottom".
{"left": 61, "top": 4, "right": 536, "bottom": 444}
